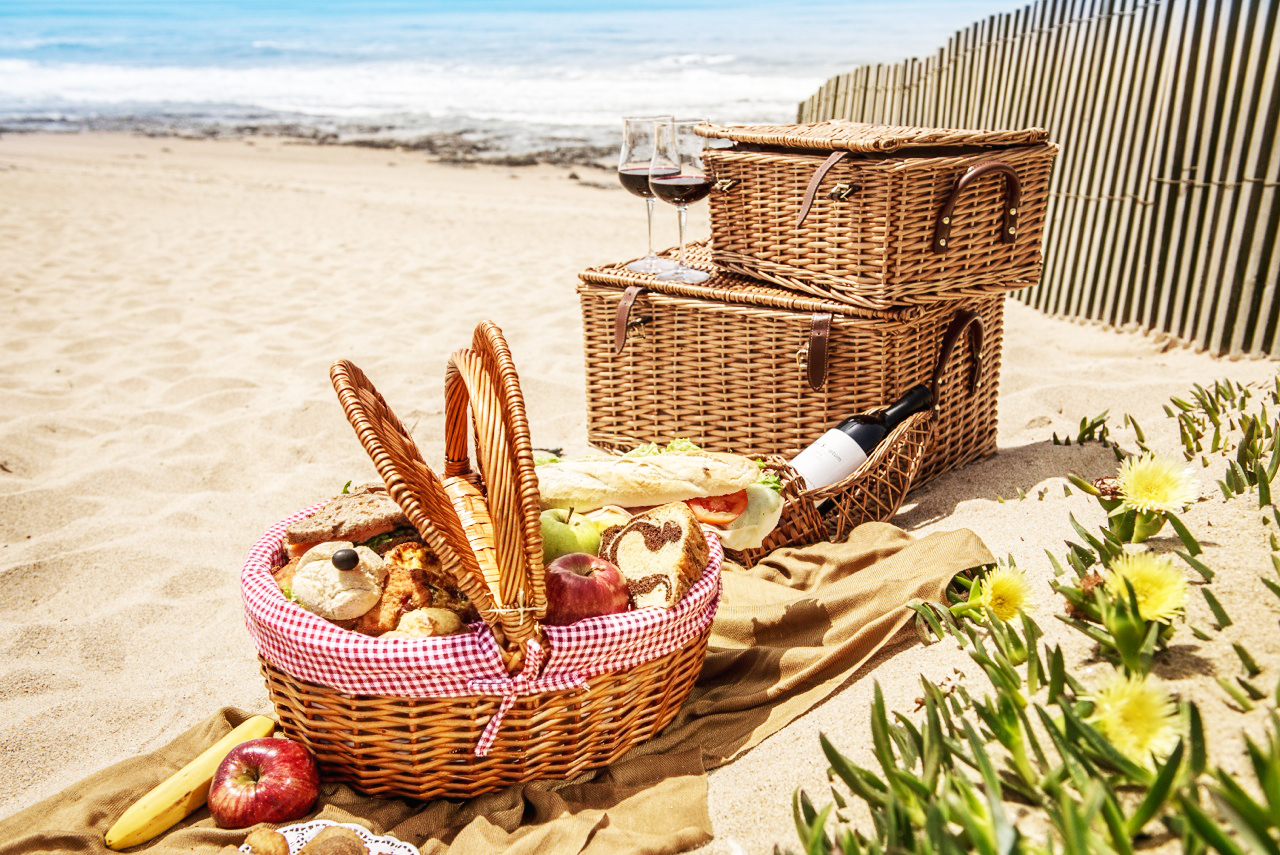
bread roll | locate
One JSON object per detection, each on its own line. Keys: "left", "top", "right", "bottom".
{"left": 600, "top": 502, "right": 709, "bottom": 609}
{"left": 290, "top": 542, "right": 387, "bottom": 621}
{"left": 537, "top": 451, "right": 759, "bottom": 512}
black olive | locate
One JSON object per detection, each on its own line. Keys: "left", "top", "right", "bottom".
{"left": 331, "top": 548, "right": 360, "bottom": 571}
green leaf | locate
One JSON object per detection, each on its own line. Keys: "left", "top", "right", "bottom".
{"left": 1100, "top": 786, "right": 1135, "bottom": 855}
{"left": 1244, "top": 727, "right": 1280, "bottom": 814}
{"left": 1176, "top": 794, "right": 1248, "bottom": 855}
{"left": 1165, "top": 512, "right": 1202, "bottom": 556}
{"left": 1232, "top": 642, "right": 1262, "bottom": 677}
{"left": 869, "top": 685, "right": 899, "bottom": 779}
{"left": 1202, "top": 588, "right": 1233, "bottom": 628}
{"left": 1058, "top": 699, "right": 1151, "bottom": 784}
{"left": 1176, "top": 549, "right": 1215, "bottom": 582}
{"left": 820, "top": 733, "right": 886, "bottom": 805}
{"left": 1069, "top": 514, "right": 1109, "bottom": 556}
{"left": 1047, "top": 645, "right": 1067, "bottom": 703}
{"left": 1216, "top": 677, "right": 1255, "bottom": 712}
{"left": 910, "top": 602, "right": 946, "bottom": 644}
{"left": 1186, "top": 702, "right": 1208, "bottom": 778}
{"left": 1210, "top": 774, "right": 1280, "bottom": 855}
{"left": 1127, "top": 739, "right": 1184, "bottom": 836}
{"left": 1260, "top": 576, "right": 1280, "bottom": 603}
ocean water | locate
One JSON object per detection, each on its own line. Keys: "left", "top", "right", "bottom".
{"left": 0, "top": 0, "right": 1028, "bottom": 155}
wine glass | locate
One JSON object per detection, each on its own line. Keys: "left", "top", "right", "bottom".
{"left": 649, "top": 118, "right": 711, "bottom": 284}
{"left": 618, "top": 115, "right": 677, "bottom": 274}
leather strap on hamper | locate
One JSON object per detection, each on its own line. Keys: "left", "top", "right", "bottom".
{"left": 932, "top": 161, "right": 1022, "bottom": 253}
{"left": 796, "top": 151, "right": 856, "bottom": 229}
{"left": 614, "top": 284, "right": 833, "bottom": 393}
{"left": 929, "top": 309, "right": 984, "bottom": 405}
{"left": 804, "top": 312, "right": 833, "bottom": 391}
{"left": 614, "top": 284, "right": 646, "bottom": 355}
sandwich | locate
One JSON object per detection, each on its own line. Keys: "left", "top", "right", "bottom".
{"left": 535, "top": 441, "right": 784, "bottom": 551}
{"left": 283, "top": 482, "right": 417, "bottom": 559}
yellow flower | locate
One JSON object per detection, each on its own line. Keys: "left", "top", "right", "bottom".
{"left": 1116, "top": 453, "right": 1199, "bottom": 514}
{"left": 1086, "top": 672, "right": 1180, "bottom": 769}
{"left": 1104, "top": 551, "right": 1187, "bottom": 624}
{"left": 976, "top": 565, "right": 1034, "bottom": 622}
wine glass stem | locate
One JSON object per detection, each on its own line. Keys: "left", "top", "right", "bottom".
{"left": 645, "top": 197, "right": 657, "bottom": 256}
{"left": 676, "top": 204, "right": 688, "bottom": 268}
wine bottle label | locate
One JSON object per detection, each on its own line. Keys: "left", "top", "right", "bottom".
{"left": 790, "top": 429, "right": 871, "bottom": 490}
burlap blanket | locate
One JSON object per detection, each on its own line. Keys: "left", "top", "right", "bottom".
{"left": 0, "top": 522, "right": 991, "bottom": 854}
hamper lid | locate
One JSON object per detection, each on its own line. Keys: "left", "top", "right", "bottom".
{"left": 579, "top": 241, "right": 935, "bottom": 323}
{"left": 694, "top": 119, "right": 1049, "bottom": 152}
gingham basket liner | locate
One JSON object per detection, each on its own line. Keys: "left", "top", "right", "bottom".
{"left": 242, "top": 503, "right": 722, "bottom": 706}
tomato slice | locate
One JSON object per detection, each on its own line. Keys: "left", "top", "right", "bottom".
{"left": 686, "top": 490, "right": 749, "bottom": 525}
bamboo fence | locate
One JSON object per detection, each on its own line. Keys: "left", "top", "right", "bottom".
{"left": 798, "top": 0, "right": 1278, "bottom": 358}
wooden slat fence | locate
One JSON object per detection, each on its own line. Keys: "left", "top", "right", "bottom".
{"left": 798, "top": 0, "right": 1278, "bottom": 358}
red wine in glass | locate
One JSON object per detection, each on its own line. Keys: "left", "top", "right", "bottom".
{"left": 649, "top": 118, "right": 711, "bottom": 284}
{"left": 619, "top": 166, "right": 679, "bottom": 198}
{"left": 618, "top": 116, "right": 677, "bottom": 274}
{"left": 649, "top": 175, "right": 712, "bottom": 206}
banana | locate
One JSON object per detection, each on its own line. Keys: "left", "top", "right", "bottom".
{"left": 104, "top": 714, "right": 277, "bottom": 850}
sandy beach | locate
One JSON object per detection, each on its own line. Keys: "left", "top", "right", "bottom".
{"left": 2, "top": 132, "right": 1278, "bottom": 853}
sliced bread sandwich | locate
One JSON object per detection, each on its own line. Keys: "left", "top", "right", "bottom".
{"left": 284, "top": 482, "right": 414, "bottom": 559}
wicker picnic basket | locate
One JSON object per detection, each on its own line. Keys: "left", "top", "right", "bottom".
{"left": 578, "top": 243, "right": 1001, "bottom": 490}
{"left": 241, "top": 320, "right": 722, "bottom": 801}
{"left": 695, "top": 120, "right": 1058, "bottom": 310}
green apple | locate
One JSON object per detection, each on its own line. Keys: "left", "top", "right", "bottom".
{"left": 540, "top": 508, "right": 602, "bottom": 563}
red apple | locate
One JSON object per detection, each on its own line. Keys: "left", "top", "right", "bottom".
{"left": 208, "top": 737, "right": 319, "bottom": 829}
{"left": 543, "top": 552, "right": 630, "bottom": 625}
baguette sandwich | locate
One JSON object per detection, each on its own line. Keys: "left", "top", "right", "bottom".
{"left": 536, "top": 442, "right": 784, "bottom": 551}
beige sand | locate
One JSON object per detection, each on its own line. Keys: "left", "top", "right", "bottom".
{"left": 1, "top": 132, "right": 1277, "bottom": 852}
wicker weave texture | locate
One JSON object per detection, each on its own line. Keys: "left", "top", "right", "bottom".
{"left": 578, "top": 256, "right": 1002, "bottom": 489}
{"left": 695, "top": 120, "right": 1049, "bottom": 152}
{"left": 703, "top": 141, "right": 1057, "bottom": 309}
{"left": 260, "top": 625, "right": 708, "bottom": 800}
{"left": 726, "top": 408, "right": 932, "bottom": 568}
{"left": 252, "top": 321, "right": 718, "bottom": 801}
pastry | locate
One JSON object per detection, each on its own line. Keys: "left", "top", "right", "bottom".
{"left": 600, "top": 501, "right": 709, "bottom": 609}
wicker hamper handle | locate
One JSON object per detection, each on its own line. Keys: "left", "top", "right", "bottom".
{"left": 329, "top": 321, "right": 545, "bottom": 672}
{"left": 932, "top": 161, "right": 1022, "bottom": 253}
{"left": 443, "top": 322, "right": 546, "bottom": 644}
{"left": 928, "top": 309, "right": 985, "bottom": 404}
{"left": 328, "top": 359, "right": 504, "bottom": 635}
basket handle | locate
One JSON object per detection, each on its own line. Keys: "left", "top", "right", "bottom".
{"left": 928, "top": 309, "right": 984, "bottom": 405}
{"left": 932, "top": 161, "right": 1021, "bottom": 253}
{"left": 443, "top": 323, "right": 546, "bottom": 648}
{"left": 328, "top": 360, "right": 506, "bottom": 638}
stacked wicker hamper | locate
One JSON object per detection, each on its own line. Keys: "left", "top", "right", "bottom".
{"left": 577, "top": 121, "right": 1058, "bottom": 562}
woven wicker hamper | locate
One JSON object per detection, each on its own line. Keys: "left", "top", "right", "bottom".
{"left": 695, "top": 120, "right": 1058, "bottom": 310}
{"left": 577, "top": 243, "right": 1005, "bottom": 490}
{"left": 241, "top": 321, "right": 722, "bottom": 801}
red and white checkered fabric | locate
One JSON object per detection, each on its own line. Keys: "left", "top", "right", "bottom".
{"left": 241, "top": 504, "right": 722, "bottom": 755}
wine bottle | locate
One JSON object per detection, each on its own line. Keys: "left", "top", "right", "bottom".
{"left": 790, "top": 384, "right": 935, "bottom": 491}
